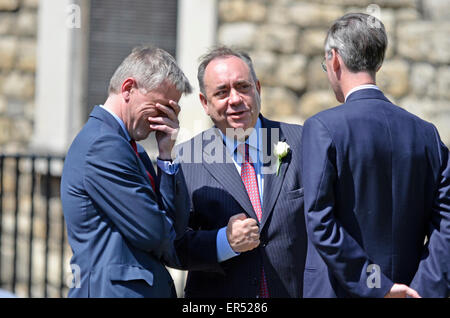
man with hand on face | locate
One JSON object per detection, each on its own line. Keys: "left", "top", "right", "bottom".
{"left": 175, "top": 46, "right": 307, "bottom": 298}
{"left": 61, "top": 46, "right": 192, "bottom": 297}
{"left": 302, "top": 13, "right": 450, "bottom": 298}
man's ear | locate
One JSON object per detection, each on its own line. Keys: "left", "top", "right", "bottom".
{"left": 331, "top": 49, "right": 341, "bottom": 73}
{"left": 255, "top": 80, "right": 261, "bottom": 95}
{"left": 199, "top": 93, "right": 209, "bottom": 115}
{"left": 121, "top": 78, "right": 136, "bottom": 102}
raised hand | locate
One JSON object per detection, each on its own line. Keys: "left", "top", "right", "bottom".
{"left": 226, "top": 213, "right": 260, "bottom": 253}
{"left": 148, "top": 100, "right": 180, "bottom": 160}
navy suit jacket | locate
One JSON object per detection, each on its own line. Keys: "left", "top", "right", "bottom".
{"left": 175, "top": 115, "right": 307, "bottom": 298}
{"left": 302, "top": 89, "right": 450, "bottom": 298}
{"left": 61, "top": 106, "right": 190, "bottom": 297}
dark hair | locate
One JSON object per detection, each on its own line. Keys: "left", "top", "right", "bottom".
{"left": 324, "top": 13, "right": 388, "bottom": 75}
{"left": 197, "top": 46, "right": 258, "bottom": 95}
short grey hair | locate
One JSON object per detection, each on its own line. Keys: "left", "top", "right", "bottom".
{"left": 324, "top": 13, "right": 388, "bottom": 75}
{"left": 108, "top": 45, "right": 192, "bottom": 95}
{"left": 197, "top": 46, "right": 258, "bottom": 95}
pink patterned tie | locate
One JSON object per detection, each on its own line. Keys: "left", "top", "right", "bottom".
{"left": 239, "top": 143, "right": 269, "bottom": 298}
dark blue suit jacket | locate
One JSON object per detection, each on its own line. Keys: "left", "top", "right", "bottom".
{"left": 175, "top": 115, "right": 307, "bottom": 297}
{"left": 302, "top": 89, "right": 450, "bottom": 298}
{"left": 61, "top": 106, "right": 190, "bottom": 297}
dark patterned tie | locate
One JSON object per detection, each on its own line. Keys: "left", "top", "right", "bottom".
{"left": 239, "top": 143, "right": 269, "bottom": 298}
{"left": 130, "top": 139, "right": 156, "bottom": 192}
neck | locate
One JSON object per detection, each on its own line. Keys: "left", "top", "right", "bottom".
{"left": 103, "top": 94, "right": 124, "bottom": 121}
{"left": 340, "top": 71, "right": 376, "bottom": 101}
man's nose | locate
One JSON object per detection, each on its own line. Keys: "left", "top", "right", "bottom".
{"left": 228, "top": 88, "right": 242, "bottom": 105}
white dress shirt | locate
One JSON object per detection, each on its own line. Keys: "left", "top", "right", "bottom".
{"left": 345, "top": 84, "right": 380, "bottom": 102}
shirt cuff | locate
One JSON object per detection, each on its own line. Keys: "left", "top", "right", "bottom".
{"left": 216, "top": 227, "right": 240, "bottom": 262}
{"left": 156, "top": 158, "right": 179, "bottom": 175}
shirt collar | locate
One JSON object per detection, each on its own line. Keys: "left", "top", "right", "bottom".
{"left": 100, "top": 105, "right": 131, "bottom": 141}
{"left": 345, "top": 84, "right": 380, "bottom": 102}
{"left": 219, "top": 117, "right": 262, "bottom": 156}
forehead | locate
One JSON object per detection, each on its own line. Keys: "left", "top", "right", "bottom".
{"left": 204, "top": 56, "right": 252, "bottom": 86}
{"left": 142, "top": 81, "right": 182, "bottom": 103}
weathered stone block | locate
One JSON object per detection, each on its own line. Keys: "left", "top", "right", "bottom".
{"left": 276, "top": 54, "right": 307, "bottom": 91}
{"left": 0, "top": 0, "right": 19, "bottom": 11}
{"left": 298, "top": 29, "right": 327, "bottom": 56}
{"left": 17, "top": 10, "right": 37, "bottom": 36}
{"left": 16, "top": 38, "right": 36, "bottom": 72}
{"left": 0, "top": 36, "right": 17, "bottom": 70}
{"left": 0, "top": 96, "right": 6, "bottom": 114}
{"left": 299, "top": 90, "right": 337, "bottom": 119}
{"left": 267, "top": 2, "right": 289, "bottom": 25}
{"left": 423, "top": 0, "right": 450, "bottom": 21}
{"left": 314, "top": 0, "right": 374, "bottom": 6}
{"left": 22, "top": 0, "right": 39, "bottom": 9}
{"left": 256, "top": 24, "right": 299, "bottom": 54}
{"left": 250, "top": 50, "right": 278, "bottom": 86}
{"left": 437, "top": 66, "right": 450, "bottom": 100}
{"left": 396, "top": 8, "right": 420, "bottom": 22}
{"left": 218, "top": 22, "right": 258, "bottom": 50}
{"left": 6, "top": 98, "right": 26, "bottom": 117}
{"left": 377, "top": 0, "right": 417, "bottom": 9}
{"left": 260, "top": 86, "right": 298, "bottom": 118}
{"left": 0, "top": 12, "right": 14, "bottom": 34}
{"left": 398, "top": 22, "right": 450, "bottom": 64}
{"left": 410, "top": 63, "right": 437, "bottom": 98}
{"left": 0, "top": 117, "right": 11, "bottom": 144}
{"left": 12, "top": 118, "right": 33, "bottom": 143}
{"left": 306, "top": 56, "right": 330, "bottom": 91}
{"left": 1, "top": 72, "right": 35, "bottom": 99}
{"left": 288, "top": 2, "right": 344, "bottom": 28}
{"left": 377, "top": 59, "right": 410, "bottom": 98}
{"left": 219, "top": 0, "right": 267, "bottom": 23}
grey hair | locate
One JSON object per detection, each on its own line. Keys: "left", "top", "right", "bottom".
{"left": 108, "top": 45, "right": 192, "bottom": 95}
{"left": 197, "top": 46, "right": 258, "bottom": 95}
{"left": 324, "top": 13, "right": 388, "bottom": 75}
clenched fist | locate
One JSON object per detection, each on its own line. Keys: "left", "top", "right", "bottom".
{"left": 226, "top": 213, "right": 260, "bottom": 253}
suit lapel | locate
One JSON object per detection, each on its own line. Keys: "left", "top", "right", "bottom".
{"left": 90, "top": 106, "right": 157, "bottom": 194}
{"left": 201, "top": 128, "right": 259, "bottom": 221}
{"left": 261, "top": 116, "right": 290, "bottom": 229}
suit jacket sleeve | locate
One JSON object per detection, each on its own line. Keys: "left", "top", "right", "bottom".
{"left": 83, "top": 134, "right": 176, "bottom": 257}
{"left": 411, "top": 130, "right": 450, "bottom": 297}
{"left": 157, "top": 165, "right": 191, "bottom": 268}
{"left": 174, "top": 208, "right": 223, "bottom": 272}
{"left": 302, "top": 117, "right": 393, "bottom": 297}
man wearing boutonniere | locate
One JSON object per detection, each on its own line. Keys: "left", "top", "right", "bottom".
{"left": 174, "top": 46, "right": 307, "bottom": 298}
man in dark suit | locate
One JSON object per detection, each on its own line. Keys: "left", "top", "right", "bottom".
{"left": 174, "top": 46, "right": 307, "bottom": 298}
{"left": 60, "top": 46, "right": 192, "bottom": 297}
{"left": 302, "top": 13, "right": 450, "bottom": 298}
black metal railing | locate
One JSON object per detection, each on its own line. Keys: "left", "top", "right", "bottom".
{"left": 0, "top": 154, "right": 69, "bottom": 298}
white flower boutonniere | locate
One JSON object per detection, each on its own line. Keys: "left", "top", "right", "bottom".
{"left": 274, "top": 141, "right": 290, "bottom": 176}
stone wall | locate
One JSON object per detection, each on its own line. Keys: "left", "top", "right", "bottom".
{"left": 217, "top": 0, "right": 450, "bottom": 146}
{"left": 0, "top": 0, "right": 38, "bottom": 153}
